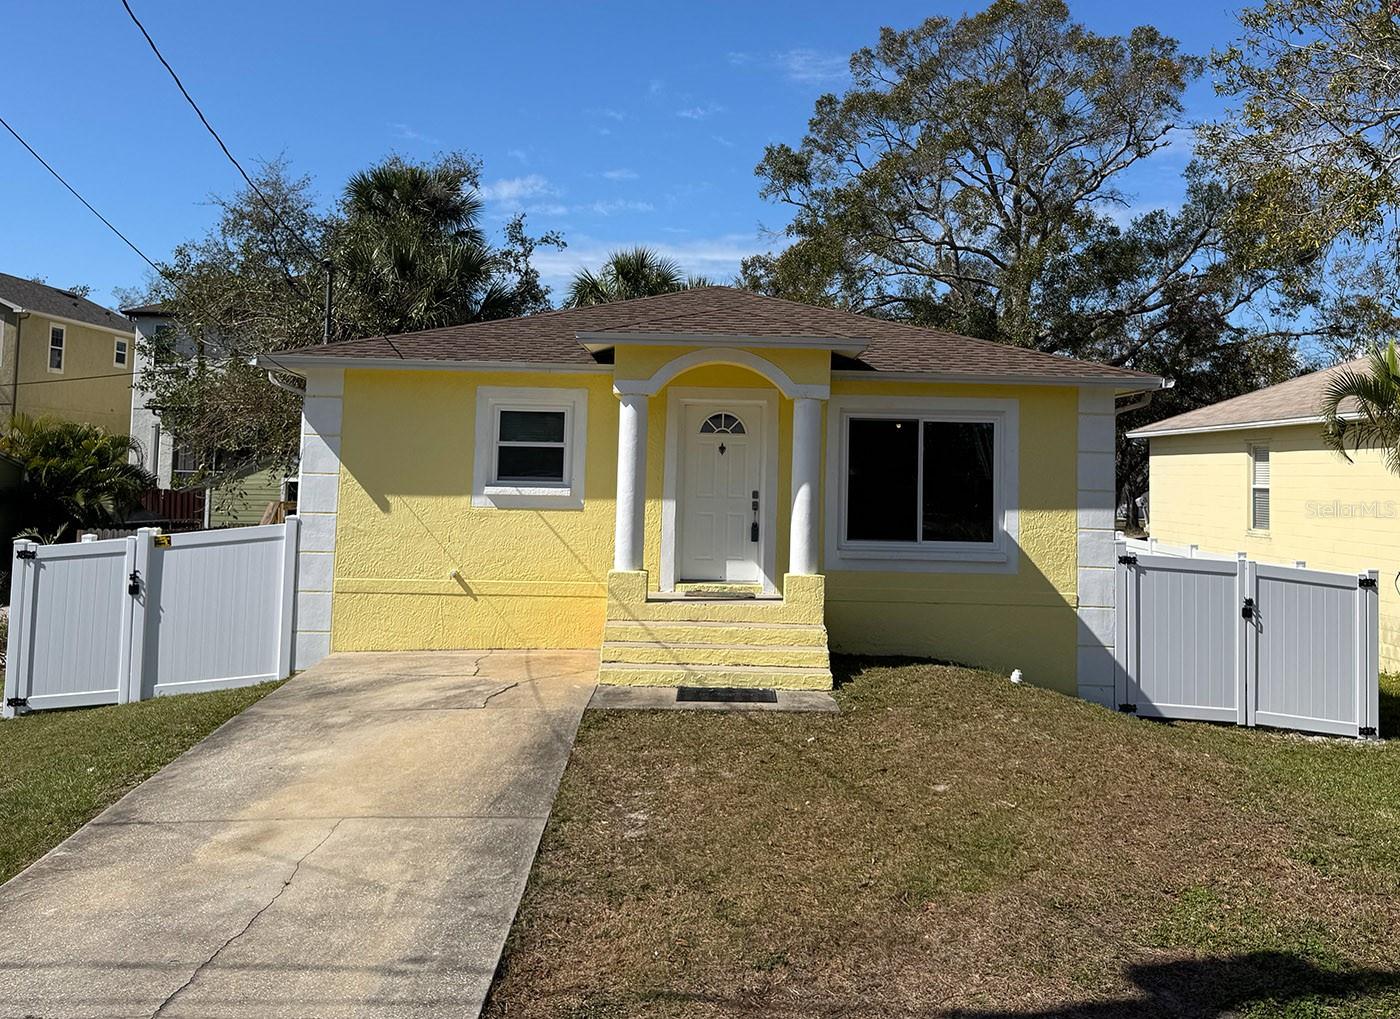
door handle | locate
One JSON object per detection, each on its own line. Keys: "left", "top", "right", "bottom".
{"left": 751, "top": 490, "right": 759, "bottom": 542}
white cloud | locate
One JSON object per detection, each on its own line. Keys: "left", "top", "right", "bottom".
{"left": 391, "top": 122, "right": 440, "bottom": 144}
{"left": 533, "top": 232, "right": 770, "bottom": 292}
{"left": 507, "top": 148, "right": 528, "bottom": 163}
{"left": 711, "top": 134, "right": 735, "bottom": 148}
{"left": 602, "top": 168, "right": 639, "bottom": 181}
{"left": 775, "top": 48, "right": 849, "bottom": 85}
{"left": 677, "top": 102, "right": 724, "bottom": 120}
{"left": 478, "top": 174, "right": 556, "bottom": 203}
{"left": 580, "top": 199, "right": 654, "bottom": 216}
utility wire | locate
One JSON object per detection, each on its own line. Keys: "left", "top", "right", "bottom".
{"left": 120, "top": 0, "right": 323, "bottom": 269}
{"left": 0, "top": 113, "right": 301, "bottom": 379}
{"left": 0, "top": 114, "right": 168, "bottom": 281}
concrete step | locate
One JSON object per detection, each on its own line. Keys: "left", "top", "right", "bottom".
{"left": 601, "top": 640, "right": 830, "bottom": 668}
{"left": 597, "top": 661, "right": 834, "bottom": 691}
{"left": 603, "top": 619, "right": 829, "bottom": 647}
{"left": 607, "top": 596, "right": 821, "bottom": 625}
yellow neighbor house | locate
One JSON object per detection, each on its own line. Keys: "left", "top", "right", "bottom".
{"left": 0, "top": 273, "right": 134, "bottom": 434}
{"left": 1129, "top": 359, "right": 1400, "bottom": 668}
{"left": 260, "top": 287, "right": 1163, "bottom": 699}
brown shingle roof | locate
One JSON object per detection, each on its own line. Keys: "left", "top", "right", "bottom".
{"left": 0, "top": 272, "right": 132, "bottom": 333}
{"left": 1128, "top": 359, "right": 1365, "bottom": 438}
{"left": 278, "top": 286, "right": 1161, "bottom": 386}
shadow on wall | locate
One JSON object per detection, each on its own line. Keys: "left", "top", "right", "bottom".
{"left": 941, "top": 952, "right": 1400, "bottom": 1018}
{"left": 1381, "top": 674, "right": 1400, "bottom": 738}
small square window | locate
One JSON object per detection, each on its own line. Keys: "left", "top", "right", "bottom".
{"left": 472, "top": 387, "right": 588, "bottom": 509}
{"left": 48, "top": 325, "right": 65, "bottom": 372}
{"left": 114, "top": 338, "right": 129, "bottom": 367}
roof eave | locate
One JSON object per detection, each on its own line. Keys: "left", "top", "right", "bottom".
{"left": 254, "top": 352, "right": 611, "bottom": 375}
{"left": 1127, "top": 411, "right": 1360, "bottom": 440}
{"left": 576, "top": 330, "right": 870, "bottom": 356}
{"left": 831, "top": 368, "right": 1167, "bottom": 392}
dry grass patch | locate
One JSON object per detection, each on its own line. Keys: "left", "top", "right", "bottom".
{"left": 486, "top": 660, "right": 1400, "bottom": 1018}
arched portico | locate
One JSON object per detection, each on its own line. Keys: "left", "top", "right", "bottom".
{"left": 610, "top": 347, "right": 827, "bottom": 583}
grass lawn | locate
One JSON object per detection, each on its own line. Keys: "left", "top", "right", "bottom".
{"left": 0, "top": 682, "right": 281, "bottom": 884}
{"left": 486, "top": 660, "right": 1400, "bottom": 1019}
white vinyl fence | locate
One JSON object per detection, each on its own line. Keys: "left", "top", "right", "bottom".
{"left": 1114, "top": 539, "right": 1380, "bottom": 738}
{"left": 3, "top": 519, "right": 299, "bottom": 718}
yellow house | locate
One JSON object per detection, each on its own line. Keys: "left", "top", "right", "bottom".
{"left": 0, "top": 273, "right": 134, "bottom": 434}
{"left": 261, "top": 287, "right": 1163, "bottom": 700}
{"left": 1129, "top": 359, "right": 1400, "bottom": 668}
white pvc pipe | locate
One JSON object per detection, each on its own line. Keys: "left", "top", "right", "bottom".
{"left": 789, "top": 397, "right": 823, "bottom": 576}
{"left": 613, "top": 393, "right": 648, "bottom": 572}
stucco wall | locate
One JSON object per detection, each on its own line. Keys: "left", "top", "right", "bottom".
{"left": 0, "top": 312, "right": 131, "bottom": 434}
{"left": 1147, "top": 426, "right": 1400, "bottom": 667}
{"left": 327, "top": 360, "right": 1085, "bottom": 692}
{"left": 823, "top": 379, "right": 1081, "bottom": 693}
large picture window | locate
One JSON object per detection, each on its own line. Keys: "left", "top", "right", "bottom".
{"left": 826, "top": 396, "right": 1018, "bottom": 572}
{"left": 846, "top": 417, "right": 996, "bottom": 544}
{"left": 472, "top": 386, "right": 588, "bottom": 509}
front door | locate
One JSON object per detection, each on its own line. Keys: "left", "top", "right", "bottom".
{"left": 679, "top": 405, "right": 763, "bottom": 582}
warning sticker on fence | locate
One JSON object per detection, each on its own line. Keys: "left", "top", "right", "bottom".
{"left": 153, "top": 535, "right": 172, "bottom": 547}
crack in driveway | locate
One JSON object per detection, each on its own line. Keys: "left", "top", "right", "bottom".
{"left": 148, "top": 818, "right": 345, "bottom": 1018}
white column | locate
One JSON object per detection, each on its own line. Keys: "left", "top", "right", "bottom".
{"left": 613, "top": 392, "right": 648, "bottom": 572}
{"left": 789, "top": 397, "right": 823, "bottom": 576}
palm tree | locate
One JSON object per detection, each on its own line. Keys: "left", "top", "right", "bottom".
{"left": 1321, "top": 341, "right": 1400, "bottom": 473}
{"left": 335, "top": 157, "right": 517, "bottom": 334}
{"left": 565, "top": 247, "right": 712, "bottom": 307}
{"left": 1, "top": 416, "right": 155, "bottom": 542}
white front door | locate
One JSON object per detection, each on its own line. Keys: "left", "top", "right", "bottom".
{"left": 679, "top": 405, "right": 763, "bottom": 582}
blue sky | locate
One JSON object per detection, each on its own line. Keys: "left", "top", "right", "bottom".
{"left": 3, "top": 1, "right": 1242, "bottom": 310}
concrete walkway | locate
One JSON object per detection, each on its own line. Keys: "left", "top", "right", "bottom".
{"left": 0, "top": 649, "right": 597, "bottom": 1019}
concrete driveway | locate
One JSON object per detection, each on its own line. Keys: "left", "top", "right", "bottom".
{"left": 0, "top": 649, "right": 597, "bottom": 1019}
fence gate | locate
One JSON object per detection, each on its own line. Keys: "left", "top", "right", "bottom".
{"left": 4, "top": 519, "right": 299, "bottom": 718}
{"left": 1115, "top": 542, "right": 1380, "bottom": 738}
{"left": 4, "top": 537, "right": 138, "bottom": 711}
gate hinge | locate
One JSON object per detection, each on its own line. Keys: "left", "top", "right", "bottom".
{"left": 1118, "top": 703, "right": 1138, "bottom": 714}
{"left": 1359, "top": 726, "right": 1378, "bottom": 737}
{"left": 5, "top": 697, "right": 27, "bottom": 708}
{"left": 15, "top": 549, "right": 36, "bottom": 560}
{"left": 1359, "top": 576, "right": 1378, "bottom": 590}
{"left": 1117, "top": 553, "right": 1138, "bottom": 566}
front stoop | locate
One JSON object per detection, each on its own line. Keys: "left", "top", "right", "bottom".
{"left": 601, "top": 571, "right": 833, "bottom": 690}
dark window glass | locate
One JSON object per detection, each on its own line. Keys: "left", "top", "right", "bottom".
{"left": 922, "top": 421, "right": 995, "bottom": 542}
{"left": 497, "top": 445, "right": 565, "bottom": 482}
{"left": 499, "top": 410, "right": 565, "bottom": 443}
{"left": 846, "top": 418, "right": 918, "bottom": 541}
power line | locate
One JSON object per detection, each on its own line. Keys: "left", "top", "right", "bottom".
{"left": 0, "top": 115, "right": 168, "bottom": 281}
{"left": 120, "top": 0, "right": 324, "bottom": 269}
{"left": 0, "top": 113, "right": 300, "bottom": 379}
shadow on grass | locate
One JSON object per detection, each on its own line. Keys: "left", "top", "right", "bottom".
{"left": 829, "top": 653, "right": 976, "bottom": 690}
{"left": 941, "top": 951, "right": 1400, "bottom": 1018}
{"left": 1380, "top": 680, "right": 1399, "bottom": 740}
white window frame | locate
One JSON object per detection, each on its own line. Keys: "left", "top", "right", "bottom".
{"left": 1249, "top": 443, "right": 1270, "bottom": 532}
{"left": 114, "top": 336, "right": 129, "bottom": 367}
{"left": 48, "top": 325, "right": 65, "bottom": 374}
{"left": 824, "top": 394, "right": 1020, "bottom": 573}
{"left": 471, "top": 386, "right": 588, "bottom": 509}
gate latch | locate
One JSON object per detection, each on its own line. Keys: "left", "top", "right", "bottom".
{"left": 128, "top": 570, "right": 141, "bottom": 596}
{"left": 1241, "top": 597, "right": 1255, "bottom": 620}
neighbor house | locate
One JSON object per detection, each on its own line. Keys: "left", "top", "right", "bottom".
{"left": 0, "top": 273, "right": 134, "bottom": 434}
{"left": 259, "top": 286, "right": 1164, "bottom": 700}
{"left": 125, "top": 301, "right": 291, "bottom": 528}
{"left": 1128, "top": 359, "right": 1400, "bottom": 668}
